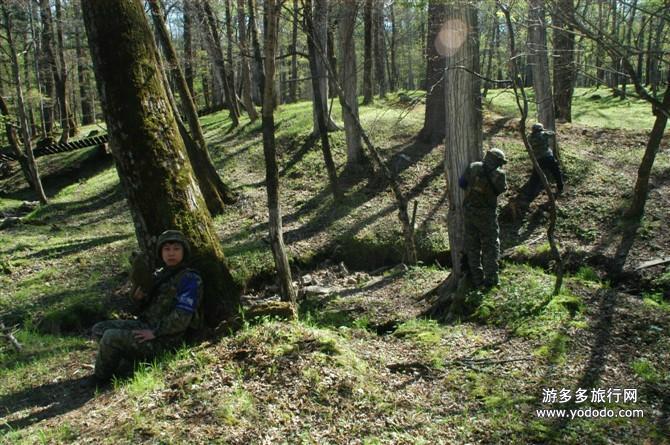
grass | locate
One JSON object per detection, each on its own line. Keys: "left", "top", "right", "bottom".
{"left": 485, "top": 86, "right": 657, "bottom": 129}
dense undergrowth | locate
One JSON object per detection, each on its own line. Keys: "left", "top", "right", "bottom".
{"left": 0, "top": 88, "right": 669, "bottom": 444}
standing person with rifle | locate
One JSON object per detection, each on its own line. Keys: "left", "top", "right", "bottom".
{"left": 521, "top": 123, "right": 564, "bottom": 205}
{"left": 459, "top": 148, "right": 508, "bottom": 288}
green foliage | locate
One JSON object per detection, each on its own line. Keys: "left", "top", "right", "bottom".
{"left": 631, "top": 358, "right": 661, "bottom": 384}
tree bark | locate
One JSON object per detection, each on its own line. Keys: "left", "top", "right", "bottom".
{"left": 223, "top": 0, "right": 238, "bottom": 111}
{"left": 362, "top": 0, "right": 373, "bottom": 104}
{"left": 336, "top": 0, "right": 363, "bottom": 166}
{"left": 0, "top": 94, "right": 34, "bottom": 188}
{"left": 389, "top": 1, "right": 398, "bottom": 92}
{"left": 443, "top": 1, "right": 482, "bottom": 283}
{"left": 75, "top": 21, "right": 95, "bottom": 125}
{"left": 183, "top": 0, "right": 195, "bottom": 99}
{"left": 36, "top": 0, "right": 54, "bottom": 135}
{"left": 237, "top": 0, "right": 259, "bottom": 120}
{"left": 304, "top": 0, "right": 342, "bottom": 201}
{"left": 310, "top": 0, "right": 338, "bottom": 134}
{"left": 528, "top": 0, "right": 557, "bottom": 155}
{"left": 3, "top": 6, "right": 48, "bottom": 204}
{"left": 82, "top": 0, "right": 240, "bottom": 326}
{"left": 551, "top": 0, "right": 575, "bottom": 122}
{"left": 148, "top": 0, "right": 237, "bottom": 213}
{"left": 200, "top": 0, "right": 240, "bottom": 126}
{"left": 418, "top": 0, "right": 447, "bottom": 144}
{"left": 54, "top": 0, "right": 76, "bottom": 140}
{"left": 248, "top": 0, "right": 264, "bottom": 103}
{"left": 261, "top": 0, "right": 297, "bottom": 312}
{"left": 373, "top": 0, "right": 386, "bottom": 98}
{"left": 288, "top": 0, "right": 299, "bottom": 103}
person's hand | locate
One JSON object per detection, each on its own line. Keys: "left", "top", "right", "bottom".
{"left": 132, "top": 287, "right": 146, "bottom": 301}
{"left": 133, "top": 329, "right": 155, "bottom": 343}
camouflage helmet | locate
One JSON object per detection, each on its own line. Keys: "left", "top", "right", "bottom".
{"left": 484, "top": 148, "right": 507, "bottom": 166}
{"left": 156, "top": 230, "right": 191, "bottom": 260}
{"left": 532, "top": 122, "right": 544, "bottom": 132}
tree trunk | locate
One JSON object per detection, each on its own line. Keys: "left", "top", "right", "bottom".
{"left": 82, "top": 0, "right": 240, "bottom": 326}
{"left": 528, "top": 0, "right": 557, "bottom": 155}
{"left": 200, "top": 0, "right": 240, "bottom": 126}
{"left": 625, "top": 69, "right": 670, "bottom": 220}
{"left": 552, "top": 0, "right": 575, "bottom": 122}
{"left": 389, "top": 1, "right": 398, "bottom": 92}
{"left": 183, "top": 0, "right": 195, "bottom": 99}
{"left": 305, "top": 0, "right": 342, "bottom": 201}
{"left": 444, "top": 1, "right": 481, "bottom": 283}
{"left": 373, "top": 1, "right": 386, "bottom": 98}
{"left": 337, "top": 0, "right": 363, "bottom": 166}
{"left": 418, "top": 0, "right": 447, "bottom": 145}
{"left": 248, "top": 0, "right": 265, "bottom": 103}
{"left": 75, "top": 23, "right": 95, "bottom": 125}
{"left": 288, "top": 0, "right": 299, "bottom": 103}
{"left": 620, "top": 0, "right": 637, "bottom": 98}
{"left": 54, "top": 0, "right": 76, "bottom": 140}
{"left": 3, "top": 6, "right": 48, "bottom": 204}
{"left": 223, "top": 0, "right": 239, "bottom": 112}
{"left": 310, "top": 0, "right": 338, "bottom": 135}
{"left": 237, "top": 0, "right": 259, "bottom": 120}
{"left": 362, "top": 0, "right": 373, "bottom": 104}
{"left": 36, "top": 0, "right": 54, "bottom": 135}
{"left": 261, "top": 0, "right": 297, "bottom": 312}
{"left": 148, "top": 0, "right": 236, "bottom": 214}
{"left": 0, "top": 94, "right": 34, "bottom": 188}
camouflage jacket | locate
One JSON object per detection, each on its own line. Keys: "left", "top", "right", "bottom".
{"left": 140, "top": 267, "right": 203, "bottom": 338}
{"left": 529, "top": 130, "right": 555, "bottom": 160}
{"left": 459, "top": 161, "right": 507, "bottom": 209}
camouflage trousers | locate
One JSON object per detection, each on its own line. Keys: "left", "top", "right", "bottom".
{"left": 92, "top": 319, "right": 160, "bottom": 381}
{"left": 464, "top": 206, "right": 500, "bottom": 287}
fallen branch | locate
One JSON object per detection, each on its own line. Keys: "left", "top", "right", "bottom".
{"left": 635, "top": 257, "right": 670, "bottom": 271}
{"left": 1, "top": 321, "right": 22, "bottom": 352}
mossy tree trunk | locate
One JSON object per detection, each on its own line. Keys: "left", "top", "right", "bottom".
{"left": 418, "top": 0, "right": 447, "bottom": 145}
{"left": 82, "top": 0, "right": 240, "bottom": 326}
{"left": 262, "top": 0, "right": 297, "bottom": 313}
{"left": 148, "top": 0, "right": 236, "bottom": 214}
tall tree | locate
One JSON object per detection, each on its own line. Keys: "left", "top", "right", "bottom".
{"left": 261, "top": 0, "right": 297, "bottom": 312}
{"left": 528, "top": 0, "right": 557, "bottom": 152}
{"left": 237, "top": 0, "right": 259, "bottom": 120}
{"left": 2, "top": 4, "right": 48, "bottom": 204}
{"left": 336, "top": 0, "right": 363, "bottom": 166}
{"left": 304, "top": 0, "right": 342, "bottom": 201}
{"left": 373, "top": 0, "right": 386, "bottom": 98}
{"left": 308, "top": 0, "right": 338, "bottom": 134}
{"left": 362, "top": 0, "right": 373, "bottom": 104}
{"left": 54, "top": 0, "right": 77, "bottom": 139}
{"left": 183, "top": 0, "right": 195, "bottom": 98}
{"left": 288, "top": 0, "right": 299, "bottom": 103}
{"left": 148, "top": 0, "right": 237, "bottom": 214}
{"left": 430, "top": 0, "right": 481, "bottom": 316}
{"left": 417, "top": 0, "right": 447, "bottom": 144}
{"left": 551, "top": 0, "right": 575, "bottom": 122}
{"left": 199, "top": 0, "right": 240, "bottom": 126}
{"left": 82, "top": 0, "right": 240, "bottom": 325}
{"left": 74, "top": 5, "right": 95, "bottom": 126}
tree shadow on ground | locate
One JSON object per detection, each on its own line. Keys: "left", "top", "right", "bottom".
{"left": 0, "top": 375, "right": 102, "bottom": 433}
{"left": 1, "top": 147, "right": 113, "bottom": 200}
{"left": 16, "top": 233, "right": 130, "bottom": 261}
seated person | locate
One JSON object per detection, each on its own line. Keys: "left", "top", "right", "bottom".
{"left": 91, "top": 230, "right": 202, "bottom": 382}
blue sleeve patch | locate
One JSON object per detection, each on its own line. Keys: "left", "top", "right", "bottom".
{"left": 175, "top": 272, "right": 200, "bottom": 313}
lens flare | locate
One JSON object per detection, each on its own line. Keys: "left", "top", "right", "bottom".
{"left": 435, "top": 19, "right": 468, "bottom": 57}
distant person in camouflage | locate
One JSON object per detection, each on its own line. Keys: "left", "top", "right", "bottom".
{"left": 459, "top": 148, "right": 508, "bottom": 288}
{"left": 91, "top": 230, "right": 203, "bottom": 382}
{"left": 522, "top": 123, "right": 564, "bottom": 204}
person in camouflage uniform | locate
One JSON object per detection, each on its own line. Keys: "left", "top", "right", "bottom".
{"left": 459, "top": 148, "right": 508, "bottom": 288}
{"left": 91, "top": 230, "right": 203, "bottom": 382}
{"left": 522, "top": 123, "right": 564, "bottom": 204}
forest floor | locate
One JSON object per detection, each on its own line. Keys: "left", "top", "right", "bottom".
{"left": 0, "top": 90, "right": 669, "bottom": 444}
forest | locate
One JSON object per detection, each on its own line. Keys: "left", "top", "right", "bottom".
{"left": 0, "top": 0, "right": 668, "bottom": 443}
